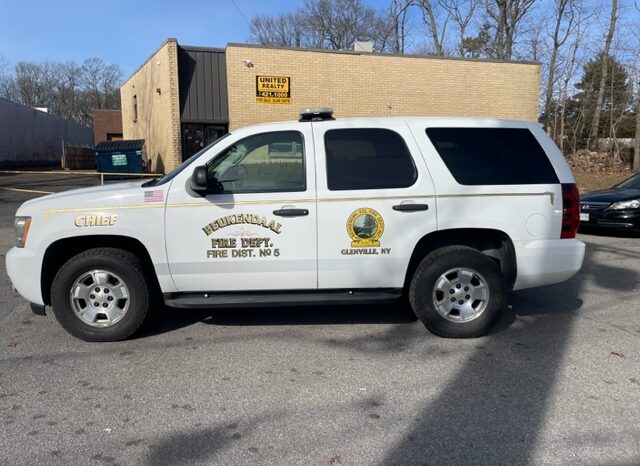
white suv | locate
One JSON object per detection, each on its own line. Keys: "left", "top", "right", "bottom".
{"left": 7, "top": 109, "right": 585, "bottom": 341}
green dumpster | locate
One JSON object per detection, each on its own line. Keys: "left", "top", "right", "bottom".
{"left": 95, "top": 140, "right": 145, "bottom": 174}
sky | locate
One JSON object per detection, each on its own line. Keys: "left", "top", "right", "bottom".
{"left": 0, "top": 0, "right": 352, "bottom": 77}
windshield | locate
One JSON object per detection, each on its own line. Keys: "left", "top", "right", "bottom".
{"left": 614, "top": 172, "right": 640, "bottom": 190}
{"left": 142, "top": 133, "right": 231, "bottom": 187}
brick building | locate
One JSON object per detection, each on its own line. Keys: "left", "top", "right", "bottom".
{"left": 121, "top": 38, "right": 540, "bottom": 173}
{"left": 92, "top": 109, "right": 123, "bottom": 144}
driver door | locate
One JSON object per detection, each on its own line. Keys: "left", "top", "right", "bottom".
{"left": 165, "top": 126, "right": 317, "bottom": 292}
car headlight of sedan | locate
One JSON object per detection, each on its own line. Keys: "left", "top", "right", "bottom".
{"left": 610, "top": 199, "right": 640, "bottom": 210}
{"left": 15, "top": 216, "right": 32, "bottom": 248}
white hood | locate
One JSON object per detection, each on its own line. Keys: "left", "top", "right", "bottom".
{"left": 16, "top": 180, "right": 155, "bottom": 216}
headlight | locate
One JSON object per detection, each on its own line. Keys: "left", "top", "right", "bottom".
{"left": 15, "top": 216, "right": 31, "bottom": 248}
{"left": 610, "top": 199, "right": 640, "bottom": 210}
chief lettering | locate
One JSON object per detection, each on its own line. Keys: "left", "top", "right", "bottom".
{"left": 75, "top": 215, "right": 118, "bottom": 227}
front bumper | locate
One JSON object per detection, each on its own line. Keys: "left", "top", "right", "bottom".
{"left": 513, "top": 239, "right": 585, "bottom": 290}
{"left": 5, "top": 247, "right": 45, "bottom": 305}
{"left": 580, "top": 207, "right": 640, "bottom": 231}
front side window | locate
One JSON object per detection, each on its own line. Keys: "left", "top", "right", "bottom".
{"left": 207, "top": 131, "right": 305, "bottom": 193}
{"left": 325, "top": 128, "right": 417, "bottom": 191}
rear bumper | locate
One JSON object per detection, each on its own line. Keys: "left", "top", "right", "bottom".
{"left": 513, "top": 239, "right": 585, "bottom": 290}
{"left": 5, "top": 247, "right": 44, "bottom": 305}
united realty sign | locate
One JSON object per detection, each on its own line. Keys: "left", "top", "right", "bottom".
{"left": 256, "top": 75, "right": 291, "bottom": 104}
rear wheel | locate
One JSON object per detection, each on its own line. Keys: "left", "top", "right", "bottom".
{"left": 51, "top": 248, "right": 152, "bottom": 342}
{"left": 409, "top": 246, "right": 505, "bottom": 338}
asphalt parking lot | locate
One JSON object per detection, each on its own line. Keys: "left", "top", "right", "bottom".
{"left": 0, "top": 173, "right": 638, "bottom": 466}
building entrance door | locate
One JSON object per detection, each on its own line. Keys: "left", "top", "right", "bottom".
{"left": 181, "top": 123, "right": 228, "bottom": 161}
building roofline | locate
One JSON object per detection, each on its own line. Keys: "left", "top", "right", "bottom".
{"left": 179, "top": 44, "right": 225, "bottom": 53}
{"left": 0, "top": 97, "right": 92, "bottom": 129}
{"left": 225, "top": 42, "right": 540, "bottom": 66}
{"left": 121, "top": 38, "right": 539, "bottom": 89}
{"left": 121, "top": 38, "right": 178, "bottom": 87}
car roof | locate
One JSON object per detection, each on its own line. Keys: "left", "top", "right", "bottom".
{"left": 235, "top": 116, "right": 539, "bottom": 134}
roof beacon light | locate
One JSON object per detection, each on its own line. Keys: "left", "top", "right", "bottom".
{"left": 299, "top": 107, "right": 335, "bottom": 122}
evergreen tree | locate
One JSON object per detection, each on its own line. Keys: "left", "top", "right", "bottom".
{"left": 573, "top": 53, "right": 632, "bottom": 145}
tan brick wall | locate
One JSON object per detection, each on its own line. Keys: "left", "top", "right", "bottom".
{"left": 226, "top": 44, "right": 540, "bottom": 130}
{"left": 92, "top": 109, "right": 123, "bottom": 144}
{"left": 121, "top": 39, "right": 181, "bottom": 173}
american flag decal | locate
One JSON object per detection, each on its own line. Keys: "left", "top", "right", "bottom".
{"left": 144, "top": 190, "right": 164, "bottom": 203}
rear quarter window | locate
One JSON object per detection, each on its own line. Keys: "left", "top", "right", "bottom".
{"left": 425, "top": 127, "right": 559, "bottom": 185}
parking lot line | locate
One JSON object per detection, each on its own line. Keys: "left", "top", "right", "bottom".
{"left": 0, "top": 187, "right": 53, "bottom": 195}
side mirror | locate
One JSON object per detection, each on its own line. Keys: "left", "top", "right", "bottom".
{"left": 190, "top": 166, "right": 208, "bottom": 193}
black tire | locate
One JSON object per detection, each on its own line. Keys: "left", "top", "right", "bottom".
{"left": 50, "top": 248, "right": 152, "bottom": 342}
{"left": 409, "top": 246, "right": 505, "bottom": 338}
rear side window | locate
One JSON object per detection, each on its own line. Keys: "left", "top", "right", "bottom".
{"left": 325, "top": 128, "right": 417, "bottom": 190}
{"left": 426, "top": 128, "right": 559, "bottom": 185}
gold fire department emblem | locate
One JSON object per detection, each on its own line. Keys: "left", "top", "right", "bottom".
{"left": 346, "top": 207, "right": 384, "bottom": 247}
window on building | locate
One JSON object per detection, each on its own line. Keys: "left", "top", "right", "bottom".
{"left": 425, "top": 127, "right": 559, "bottom": 185}
{"left": 133, "top": 95, "right": 138, "bottom": 122}
{"left": 325, "top": 128, "right": 417, "bottom": 191}
{"left": 207, "top": 131, "right": 305, "bottom": 193}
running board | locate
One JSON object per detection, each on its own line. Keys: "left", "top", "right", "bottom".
{"left": 163, "top": 289, "right": 403, "bottom": 309}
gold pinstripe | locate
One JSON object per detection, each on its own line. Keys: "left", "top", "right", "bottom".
{"left": 43, "top": 191, "right": 555, "bottom": 220}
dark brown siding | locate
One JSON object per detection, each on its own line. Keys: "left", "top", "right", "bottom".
{"left": 92, "top": 109, "right": 123, "bottom": 144}
{"left": 178, "top": 46, "right": 228, "bottom": 124}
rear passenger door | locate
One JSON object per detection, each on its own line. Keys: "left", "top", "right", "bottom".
{"left": 313, "top": 121, "right": 438, "bottom": 290}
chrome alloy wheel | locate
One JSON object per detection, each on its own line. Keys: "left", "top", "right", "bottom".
{"left": 432, "top": 267, "right": 490, "bottom": 323}
{"left": 70, "top": 269, "right": 130, "bottom": 327}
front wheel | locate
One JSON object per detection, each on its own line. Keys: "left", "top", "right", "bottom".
{"left": 409, "top": 246, "right": 506, "bottom": 338}
{"left": 50, "top": 248, "right": 152, "bottom": 342}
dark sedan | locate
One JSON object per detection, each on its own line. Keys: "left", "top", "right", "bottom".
{"left": 579, "top": 172, "right": 640, "bottom": 231}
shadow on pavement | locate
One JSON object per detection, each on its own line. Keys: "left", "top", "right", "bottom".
{"left": 137, "top": 302, "right": 418, "bottom": 339}
{"left": 131, "top": 240, "right": 633, "bottom": 463}
{"left": 371, "top": 241, "right": 634, "bottom": 464}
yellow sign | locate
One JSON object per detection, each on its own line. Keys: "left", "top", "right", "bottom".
{"left": 346, "top": 208, "right": 384, "bottom": 247}
{"left": 256, "top": 76, "right": 291, "bottom": 104}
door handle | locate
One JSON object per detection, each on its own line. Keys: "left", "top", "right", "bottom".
{"left": 273, "top": 208, "right": 309, "bottom": 217}
{"left": 392, "top": 203, "right": 429, "bottom": 212}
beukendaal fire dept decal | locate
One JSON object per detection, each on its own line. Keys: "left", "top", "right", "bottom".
{"left": 341, "top": 208, "right": 391, "bottom": 255}
{"left": 202, "top": 213, "right": 282, "bottom": 259}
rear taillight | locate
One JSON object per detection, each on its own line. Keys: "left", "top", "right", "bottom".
{"left": 561, "top": 183, "right": 580, "bottom": 239}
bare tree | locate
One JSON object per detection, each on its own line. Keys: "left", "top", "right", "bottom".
{"left": 1, "top": 57, "right": 122, "bottom": 125}
{"left": 555, "top": 3, "right": 589, "bottom": 152}
{"left": 250, "top": 12, "right": 306, "bottom": 47}
{"left": 635, "top": 80, "right": 640, "bottom": 170}
{"left": 49, "top": 62, "right": 83, "bottom": 121}
{"left": 388, "top": 0, "right": 413, "bottom": 53}
{"left": 588, "top": 0, "right": 618, "bottom": 149}
{"left": 79, "top": 58, "right": 122, "bottom": 118}
{"left": 0, "top": 55, "right": 17, "bottom": 101}
{"left": 13, "top": 62, "right": 52, "bottom": 108}
{"left": 303, "top": 0, "right": 387, "bottom": 50}
{"left": 633, "top": 1, "right": 640, "bottom": 170}
{"left": 485, "top": 0, "right": 537, "bottom": 60}
{"left": 413, "top": 0, "right": 449, "bottom": 55}
{"left": 543, "top": 0, "right": 576, "bottom": 134}
{"left": 438, "top": 0, "right": 480, "bottom": 57}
